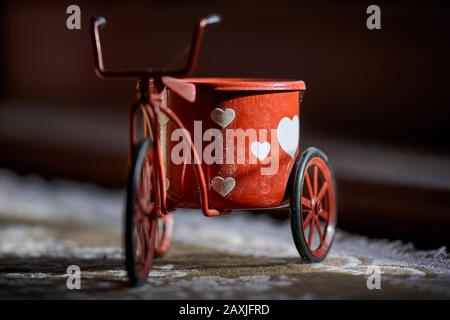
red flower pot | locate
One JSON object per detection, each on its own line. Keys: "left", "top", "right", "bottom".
{"left": 165, "top": 78, "right": 306, "bottom": 209}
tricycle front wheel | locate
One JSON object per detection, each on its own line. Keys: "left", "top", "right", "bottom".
{"left": 290, "top": 147, "right": 337, "bottom": 262}
{"left": 125, "top": 139, "right": 158, "bottom": 286}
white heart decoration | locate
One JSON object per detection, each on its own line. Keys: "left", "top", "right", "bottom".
{"left": 211, "top": 176, "right": 235, "bottom": 197}
{"left": 277, "top": 116, "right": 299, "bottom": 159}
{"left": 250, "top": 141, "right": 271, "bottom": 161}
{"left": 211, "top": 108, "right": 235, "bottom": 128}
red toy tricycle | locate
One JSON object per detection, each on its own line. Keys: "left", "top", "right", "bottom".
{"left": 91, "top": 15, "right": 337, "bottom": 286}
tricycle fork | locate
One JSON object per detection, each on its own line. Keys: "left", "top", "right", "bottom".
{"left": 129, "top": 101, "right": 154, "bottom": 150}
{"left": 147, "top": 92, "right": 221, "bottom": 217}
{"left": 130, "top": 92, "right": 221, "bottom": 218}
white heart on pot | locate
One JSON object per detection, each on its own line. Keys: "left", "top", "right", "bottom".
{"left": 211, "top": 176, "right": 235, "bottom": 197}
{"left": 211, "top": 108, "right": 235, "bottom": 128}
{"left": 277, "top": 115, "right": 299, "bottom": 159}
{"left": 250, "top": 141, "right": 271, "bottom": 161}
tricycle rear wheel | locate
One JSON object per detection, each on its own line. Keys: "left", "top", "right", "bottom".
{"left": 290, "top": 147, "right": 337, "bottom": 262}
{"left": 125, "top": 139, "right": 158, "bottom": 286}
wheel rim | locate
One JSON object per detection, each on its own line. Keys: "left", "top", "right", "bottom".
{"left": 133, "top": 147, "right": 157, "bottom": 279}
{"left": 300, "top": 156, "right": 336, "bottom": 258}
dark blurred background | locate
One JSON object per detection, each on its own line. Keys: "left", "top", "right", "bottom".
{"left": 0, "top": 0, "right": 449, "bottom": 248}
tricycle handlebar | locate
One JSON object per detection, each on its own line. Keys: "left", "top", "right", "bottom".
{"left": 91, "top": 14, "right": 222, "bottom": 79}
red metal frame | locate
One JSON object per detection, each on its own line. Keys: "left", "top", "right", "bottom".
{"left": 91, "top": 15, "right": 222, "bottom": 217}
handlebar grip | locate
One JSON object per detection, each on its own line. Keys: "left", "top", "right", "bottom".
{"left": 94, "top": 16, "right": 107, "bottom": 29}
{"left": 202, "top": 14, "right": 222, "bottom": 27}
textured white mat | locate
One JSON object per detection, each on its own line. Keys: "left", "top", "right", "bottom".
{"left": 0, "top": 169, "right": 449, "bottom": 299}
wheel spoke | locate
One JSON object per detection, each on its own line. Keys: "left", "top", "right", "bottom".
{"left": 301, "top": 196, "right": 312, "bottom": 209}
{"left": 315, "top": 216, "right": 324, "bottom": 246}
{"left": 143, "top": 218, "right": 151, "bottom": 245}
{"left": 319, "top": 209, "right": 329, "bottom": 220}
{"left": 138, "top": 223, "right": 147, "bottom": 254}
{"left": 307, "top": 219, "right": 314, "bottom": 248}
{"left": 317, "top": 182, "right": 328, "bottom": 201}
{"left": 313, "top": 165, "right": 318, "bottom": 196}
{"left": 137, "top": 224, "right": 146, "bottom": 257}
{"left": 302, "top": 210, "right": 314, "bottom": 230}
{"left": 140, "top": 202, "right": 155, "bottom": 216}
{"left": 155, "top": 219, "right": 161, "bottom": 246}
{"left": 135, "top": 208, "right": 145, "bottom": 223}
{"left": 305, "top": 171, "right": 314, "bottom": 198}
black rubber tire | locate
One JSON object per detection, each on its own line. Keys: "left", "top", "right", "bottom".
{"left": 290, "top": 147, "right": 338, "bottom": 263}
